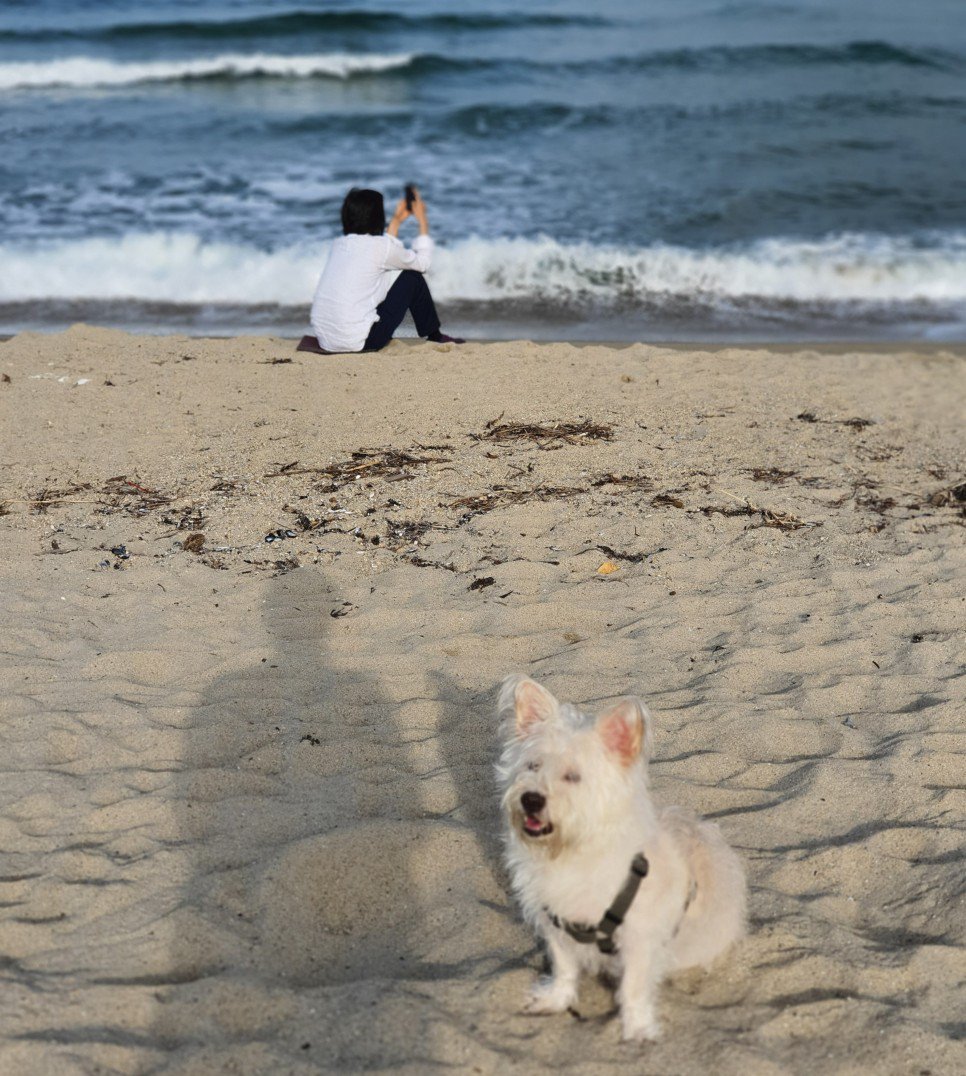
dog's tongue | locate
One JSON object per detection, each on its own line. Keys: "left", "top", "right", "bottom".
{"left": 523, "top": 814, "right": 544, "bottom": 834}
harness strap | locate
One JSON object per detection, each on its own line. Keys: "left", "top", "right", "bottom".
{"left": 546, "top": 852, "right": 649, "bottom": 955}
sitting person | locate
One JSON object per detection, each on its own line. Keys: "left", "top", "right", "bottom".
{"left": 309, "top": 186, "right": 463, "bottom": 353}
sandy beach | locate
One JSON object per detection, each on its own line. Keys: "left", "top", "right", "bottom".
{"left": 1, "top": 326, "right": 964, "bottom": 1075}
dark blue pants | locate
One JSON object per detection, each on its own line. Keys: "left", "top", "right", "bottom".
{"left": 363, "top": 270, "right": 441, "bottom": 352}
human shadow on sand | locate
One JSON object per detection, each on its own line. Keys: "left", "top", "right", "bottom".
{"left": 149, "top": 569, "right": 526, "bottom": 1072}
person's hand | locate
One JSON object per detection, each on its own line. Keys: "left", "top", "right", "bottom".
{"left": 387, "top": 197, "right": 410, "bottom": 237}
{"left": 411, "top": 190, "right": 429, "bottom": 234}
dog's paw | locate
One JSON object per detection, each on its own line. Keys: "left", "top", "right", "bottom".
{"left": 523, "top": 977, "right": 575, "bottom": 1015}
{"left": 620, "top": 1014, "right": 661, "bottom": 1044}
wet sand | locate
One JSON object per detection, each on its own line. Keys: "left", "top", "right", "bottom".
{"left": 1, "top": 326, "right": 964, "bottom": 1074}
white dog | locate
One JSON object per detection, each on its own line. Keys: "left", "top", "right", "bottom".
{"left": 497, "top": 675, "right": 747, "bottom": 1042}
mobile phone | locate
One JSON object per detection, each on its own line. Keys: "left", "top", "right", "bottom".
{"left": 405, "top": 184, "right": 417, "bottom": 211}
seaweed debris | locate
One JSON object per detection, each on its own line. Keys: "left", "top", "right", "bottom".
{"left": 596, "top": 543, "right": 666, "bottom": 563}
{"left": 473, "top": 417, "right": 614, "bottom": 447}
{"left": 448, "top": 484, "right": 585, "bottom": 519}
{"left": 265, "top": 448, "right": 452, "bottom": 488}
{"left": 752, "top": 508, "right": 819, "bottom": 531}
{"left": 651, "top": 492, "right": 685, "bottom": 509}
{"left": 592, "top": 472, "right": 653, "bottom": 491}
{"left": 407, "top": 554, "right": 459, "bottom": 572}
{"left": 160, "top": 505, "right": 206, "bottom": 531}
{"left": 857, "top": 495, "right": 897, "bottom": 515}
{"left": 796, "top": 412, "right": 875, "bottom": 430}
{"left": 928, "top": 480, "right": 966, "bottom": 508}
{"left": 747, "top": 468, "right": 798, "bottom": 485}
{"left": 703, "top": 497, "right": 819, "bottom": 531}
{"left": 100, "top": 476, "right": 173, "bottom": 515}
{"left": 385, "top": 518, "right": 436, "bottom": 550}
{"left": 181, "top": 532, "right": 205, "bottom": 553}
{"left": 28, "top": 481, "right": 93, "bottom": 513}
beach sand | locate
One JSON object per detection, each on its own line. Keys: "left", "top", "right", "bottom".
{"left": 1, "top": 326, "right": 963, "bottom": 1075}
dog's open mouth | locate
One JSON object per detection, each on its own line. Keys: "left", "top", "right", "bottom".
{"left": 522, "top": 814, "right": 554, "bottom": 838}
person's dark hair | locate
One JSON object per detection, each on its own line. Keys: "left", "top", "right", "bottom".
{"left": 341, "top": 188, "right": 385, "bottom": 236}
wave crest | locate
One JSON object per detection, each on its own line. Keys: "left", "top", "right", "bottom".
{"left": 2, "top": 37, "right": 956, "bottom": 91}
{"left": 0, "top": 232, "right": 963, "bottom": 311}
{"left": 0, "top": 52, "right": 417, "bottom": 90}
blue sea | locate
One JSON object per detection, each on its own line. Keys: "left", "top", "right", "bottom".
{"left": 1, "top": 0, "right": 964, "bottom": 340}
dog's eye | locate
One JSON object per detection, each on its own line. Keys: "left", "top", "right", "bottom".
{"left": 563, "top": 771, "right": 581, "bottom": 783}
{"left": 526, "top": 761, "right": 540, "bottom": 772}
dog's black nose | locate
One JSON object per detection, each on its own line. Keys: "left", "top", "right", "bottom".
{"left": 521, "top": 791, "right": 545, "bottom": 814}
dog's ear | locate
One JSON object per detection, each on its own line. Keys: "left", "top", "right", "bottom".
{"left": 596, "top": 697, "right": 652, "bottom": 765}
{"left": 499, "top": 675, "right": 559, "bottom": 737}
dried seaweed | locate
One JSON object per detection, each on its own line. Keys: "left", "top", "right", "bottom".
{"left": 293, "top": 511, "right": 325, "bottom": 533}
{"left": 469, "top": 576, "right": 495, "bottom": 591}
{"left": 385, "top": 518, "right": 435, "bottom": 549}
{"left": 265, "top": 448, "right": 451, "bottom": 487}
{"left": 928, "top": 480, "right": 966, "bottom": 508}
{"left": 406, "top": 554, "right": 459, "bottom": 572}
{"left": 473, "top": 418, "right": 614, "bottom": 447}
{"left": 181, "top": 532, "right": 205, "bottom": 553}
{"left": 318, "top": 448, "right": 453, "bottom": 485}
{"left": 591, "top": 472, "right": 653, "bottom": 491}
{"left": 28, "top": 481, "right": 94, "bottom": 513}
{"left": 651, "top": 492, "right": 685, "bottom": 509}
{"left": 596, "top": 543, "right": 666, "bottom": 563}
{"left": 704, "top": 495, "right": 820, "bottom": 531}
{"left": 702, "top": 504, "right": 756, "bottom": 519}
{"left": 857, "top": 495, "right": 897, "bottom": 514}
{"left": 747, "top": 468, "right": 798, "bottom": 485}
{"left": 750, "top": 508, "right": 818, "bottom": 531}
{"left": 160, "top": 505, "right": 206, "bottom": 530}
{"left": 796, "top": 411, "right": 875, "bottom": 430}
{"left": 448, "top": 484, "right": 585, "bottom": 519}
{"left": 100, "top": 475, "right": 173, "bottom": 514}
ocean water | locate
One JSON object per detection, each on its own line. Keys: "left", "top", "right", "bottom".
{"left": 1, "top": 0, "right": 964, "bottom": 340}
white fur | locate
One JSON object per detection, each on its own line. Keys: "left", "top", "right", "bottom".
{"left": 497, "top": 675, "right": 747, "bottom": 1043}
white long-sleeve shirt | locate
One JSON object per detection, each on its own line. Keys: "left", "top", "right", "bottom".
{"left": 310, "top": 232, "right": 434, "bottom": 353}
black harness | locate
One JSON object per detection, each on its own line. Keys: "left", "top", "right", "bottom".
{"left": 546, "top": 853, "right": 650, "bottom": 955}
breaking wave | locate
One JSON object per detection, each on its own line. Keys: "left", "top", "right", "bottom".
{"left": 0, "top": 52, "right": 418, "bottom": 89}
{"left": 1, "top": 232, "right": 964, "bottom": 314}
{"left": 2, "top": 38, "right": 958, "bottom": 91}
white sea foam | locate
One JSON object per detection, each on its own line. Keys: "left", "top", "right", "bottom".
{"left": 0, "top": 52, "right": 417, "bottom": 89}
{"left": 1, "top": 231, "right": 964, "bottom": 309}
{"left": 430, "top": 233, "right": 966, "bottom": 305}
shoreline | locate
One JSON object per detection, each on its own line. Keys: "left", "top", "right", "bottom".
{"left": 1, "top": 328, "right": 963, "bottom": 1074}
{"left": 3, "top": 329, "right": 966, "bottom": 357}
